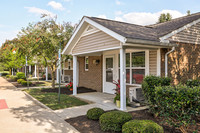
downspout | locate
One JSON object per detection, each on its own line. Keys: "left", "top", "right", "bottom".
{"left": 165, "top": 47, "right": 175, "bottom": 77}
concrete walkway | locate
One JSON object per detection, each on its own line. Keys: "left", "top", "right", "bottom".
{"left": 0, "top": 77, "right": 79, "bottom": 133}
{"left": 55, "top": 92, "right": 149, "bottom": 119}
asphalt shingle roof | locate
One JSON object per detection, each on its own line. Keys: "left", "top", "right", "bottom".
{"left": 88, "top": 12, "right": 200, "bottom": 42}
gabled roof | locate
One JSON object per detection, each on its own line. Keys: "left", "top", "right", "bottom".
{"left": 88, "top": 12, "right": 200, "bottom": 42}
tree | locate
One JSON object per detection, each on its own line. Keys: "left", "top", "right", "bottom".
{"left": 18, "top": 15, "right": 73, "bottom": 89}
{"left": 158, "top": 13, "right": 172, "bottom": 23}
{"left": 187, "top": 10, "right": 191, "bottom": 15}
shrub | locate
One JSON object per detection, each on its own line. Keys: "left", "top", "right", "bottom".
{"left": 87, "top": 108, "right": 104, "bottom": 120}
{"left": 122, "top": 120, "right": 164, "bottom": 133}
{"left": 16, "top": 72, "right": 26, "bottom": 80}
{"left": 17, "top": 79, "right": 25, "bottom": 84}
{"left": 21, "top": 81, "right": 32, "bottom": 86}
{"left": 142, "top": 76, "right": 171, "bottom": 112}
{"left": 11, "top": 76, "right": 18, "bottom": 81}
{"left": 186, "top": 79, "right": 200, "bottom": 87}
{"left": 99, "top": 111, "right": 132, "bottom": 132}
{"left": 154, "top": 85, "right": 200, "bottom": 132}
{"left": 1, "top": 72, "right": 8, "bottom": 76}
{"left": 6, "top": 75, "right": 11, "bottom": 78}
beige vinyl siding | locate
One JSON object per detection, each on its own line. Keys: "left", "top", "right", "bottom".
{"left": 72, "top": 31, "right": 120, "bottom": 54}
{"left": 149, "top": 50, "right": 157, "bottom": 76}
{"left": 168, "top": 22, "right": 200, "bottom": 44}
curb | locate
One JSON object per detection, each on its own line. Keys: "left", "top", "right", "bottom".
{"left": 23, "top": 91, "right": 53, "bottom": 111}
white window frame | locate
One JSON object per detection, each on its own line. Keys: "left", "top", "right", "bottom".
{"left": 119, "top": 50, "right": 148, "bottom": 85}
{"left": 85, "top": 56, "right": 89, "bottom": 71}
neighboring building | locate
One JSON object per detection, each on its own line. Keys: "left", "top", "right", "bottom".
{"left": 62, "top": 12, "right": 200, "bottom": 110}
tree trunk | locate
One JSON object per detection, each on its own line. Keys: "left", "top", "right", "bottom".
{"left": 51, "top": 65, "right": 56, "bottom": 89}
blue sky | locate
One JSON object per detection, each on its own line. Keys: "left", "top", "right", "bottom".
{"left": 0, "top": 0, "right": 200, "bottom": 46}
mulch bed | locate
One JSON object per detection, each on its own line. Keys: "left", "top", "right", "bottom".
{"left": 11, "top": 81, "right": 43, "bottom": 88}
{"left": 41, "top": 87, "right": 97, "bottom": 95}
{"left": 66, "top": 109, "right": 200, "bottom": 133}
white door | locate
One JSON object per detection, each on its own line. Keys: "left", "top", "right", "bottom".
{"left": 103, "top": 55, "right": 116, "bottom": 94}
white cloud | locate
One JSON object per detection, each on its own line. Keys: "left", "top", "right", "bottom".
{"left": 97, "top": 15, "right": 107, "bottom": 19}
{"left": 0, "top": 30, "right": 18, "bottom": 46}
{"left": 25, "top": 7, "right": 56, "bottom": 18}
{"left": 115, "top": 10, "right": 185, "bottom": 25}
{"left": 63, "top": 0, "right": 72, "bottom": 2}
{"left": 115, "top": 11, "right": 123, "bottom": 16}
{"left": 116, "top": 0, "right": 122, "bottom": 5}
{"left": 48, "top": 1, "right": 65, "bottom": 10}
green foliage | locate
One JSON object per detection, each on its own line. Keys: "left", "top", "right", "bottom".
{"left": 99, "top": 111, "right": 132, "bottom": 132}
{"left": 142, "top": 76, "right": 171, "bottom": 111}
{"left": 0, "top": 72, "right": 8, "bottom": 76}
{"left": 186, "top": 79, "right": 200, "bottom": 87}
{"left": 17, "top": 79, "right": 25, "bottom": 84}
{"left": 21, "top": 81, "right": 32, "bottom": 86}
{"left": 6, "top": 75, "right": 11, "bottom": 78}
{"left": 122, "top": 120, "right": 164, "bottom": 133}
{"left": 16, "top": 72, "right": 26, "bottom": 80}
{"left": 114, "top": 94, "right": 120, "bottom": 103}
{"left": 158, "top": 13, "right": 172, "bottom": 23}
{"left": 154, "top": 85, "right": 200, "bottom": 130}
{"left": 87, "top": 108, "right": 105, "bottom": 120}
{"left": 11, "top": 76, "right": 17, "bottom": 81}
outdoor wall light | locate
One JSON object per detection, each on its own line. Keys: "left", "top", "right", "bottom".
{"left": 93, "top": 59, "right": 100, "bottom": 65}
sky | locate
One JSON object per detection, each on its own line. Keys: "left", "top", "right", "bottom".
{"left": 0, "top": 0, "right": 200, "bottom": 47}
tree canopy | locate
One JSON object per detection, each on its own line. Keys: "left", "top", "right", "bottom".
{"left": 158, "top": 13, "right": 172, "bottom": 23}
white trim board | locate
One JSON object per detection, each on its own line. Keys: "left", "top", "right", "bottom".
{"left": 160, "top": 18, "right": 200, "bottom": 42}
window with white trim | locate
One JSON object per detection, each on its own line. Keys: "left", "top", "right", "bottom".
{"left": 68, "top": 59, "right": 71, "bottom": 70}
{"left": 85, "top": 56, "right": 89, "bottom": 71}
{"left": 119, "top": 51, "right": 146, "bottom": 84}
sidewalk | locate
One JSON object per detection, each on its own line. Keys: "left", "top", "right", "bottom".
{"left": 0, "top": 77, "right": 79, "bottom": 133}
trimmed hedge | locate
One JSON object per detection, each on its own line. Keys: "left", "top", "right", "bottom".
{"left": 6, "top": 75, "right": 11, "bottom": 78}
{"left": 21, "top": 81, "right": 32, "bottom": 86}
{"left": 99, "top": 111, "right": 132, "bottom": 132}
{"left": 16, "top": 72, "right": 26, "bottom": 80}
{"left": 17, "top": 79, "right": 25, "bottom": 84}
{"left": 122, "top": 120, "right": 164, "bottom": 133}
{"left": 186, "top": 79, "right": 200, "bottom": 87}
{"left": 1, "top": 72, "right": 8, "bottom": 76}
{"left": 142, "top": 76, "right": 171, "bottom": 112}
{"left": 87, "top": 108, "right": 104, "bottom": 120}
{"left": 154, "top": 85, "right": 200, "bottom": 129}
{"left": 11, "top": 76, "right": 18, "bottom": 81}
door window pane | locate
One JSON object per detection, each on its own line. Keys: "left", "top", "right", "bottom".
{"left": 132, "top": 52, "right": 145, "bottom": 67}
{"left": 132, "top": 69, "right": 145, "bottom": 84}
{"left": 106, "top": 58, "right": 113, "bottom": 82}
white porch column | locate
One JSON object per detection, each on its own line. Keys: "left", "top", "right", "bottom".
{"left": 46, "top": 67, "right": 48, "bottom": 81}
{"left": 25, "top": 66, "right": 26, "bottom": 77}
{"left": 34, "top": 64, "right": 37, "bottom": 77}
{"left": 120, "top": 48, "right": 126, "bottom": 111}
{"left": 73, "top": 55, "right": 78, "bottom": 95}
{"left": 56, "top": 68, "right": 59, "bottom": 83}
{"left": 29, "top": 65, "right": 31, "bottom": 74}
{"left": 12, "top": 68, "right": 13, "bottom": 76}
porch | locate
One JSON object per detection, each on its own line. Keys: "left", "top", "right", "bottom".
{"left": 54, "top": 92, "right": 148, "bottom": 119}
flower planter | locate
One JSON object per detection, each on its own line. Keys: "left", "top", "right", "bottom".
{"left": 116, "top": 100, "right": 120, "bottom": 108}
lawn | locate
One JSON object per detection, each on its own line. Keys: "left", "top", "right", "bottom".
{"left": 24, "top": 88, "right": 88, "bottom": 110}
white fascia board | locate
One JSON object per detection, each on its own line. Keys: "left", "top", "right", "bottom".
{"left": 62, "top": 17, "right": 86, "bottom": 55}
{"left": 84, "top": 17, "right": 127, "bottom": 43}
{"left": 160, "top": 18, "right": 200, "bottom": 42}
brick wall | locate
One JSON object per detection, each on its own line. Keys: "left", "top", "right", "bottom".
{"left": 78, "top": 56, "right": 103, "bottom": 92}
{"left": 161, "top": 43, "right": 200, "bottom": 84}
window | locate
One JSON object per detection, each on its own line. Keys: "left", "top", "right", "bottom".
{"left": 106, "top": 58, "right": 113, "bottom": 82}
{"left": 85, "top": 56, "right": 89, "bottom": 71}
{"left": 119, "top": 51, "right": 146, "bottom": 84}
{"left": 68, "top": 59, "right": 71, "bottom": 70}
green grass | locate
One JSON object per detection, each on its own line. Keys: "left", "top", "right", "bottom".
{"left": 24, "top": 88, "right": 88, "bottom": 110}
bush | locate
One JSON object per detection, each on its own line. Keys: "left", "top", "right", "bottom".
{"left": 142, "top": 76, "right": 171, "bottom": 112}
{"left": 21, "top": 81, "right": 32, "bottom": 86}
{"left": 186, "top": 79, "right": 200, "bottom": 87}
{"left": 154, "top": 85, "right": 200, "bottom": 131}
{"left": 122, "top": 120, "right": 164, "bottom": 133}
{"left": 99, "top": 111, "right": 132, "bottom": 132}
{"left": 17, "top": 79, "right": 25, "bottom": 84}
{"left": 16, "top": 72, "right": 26, "bottom": 80}
{"left": 1, "top": 72, "right": 8, "bottom": 76}
{"left": 87, "top": 108, "right": 104, "bottom": 120}
{"left": 6, "top": 75, "right": 11, "bottom": 78}
{"left": 11, "top": 76, "right": 18, "bottom": 81}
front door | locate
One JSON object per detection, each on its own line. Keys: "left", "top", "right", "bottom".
{"left": 103, "top": 55, "right": 116, "bottom": 94}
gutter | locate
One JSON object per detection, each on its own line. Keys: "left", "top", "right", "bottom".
{"left": 165, "top": 47, "right": 175, "bottom": 77}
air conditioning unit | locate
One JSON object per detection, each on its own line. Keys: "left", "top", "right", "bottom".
{"left": 64, "top": 75, "right": 71, "bottom": 83}
{"left": 129, "top": 87, "right": 144, "bottom": 103}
